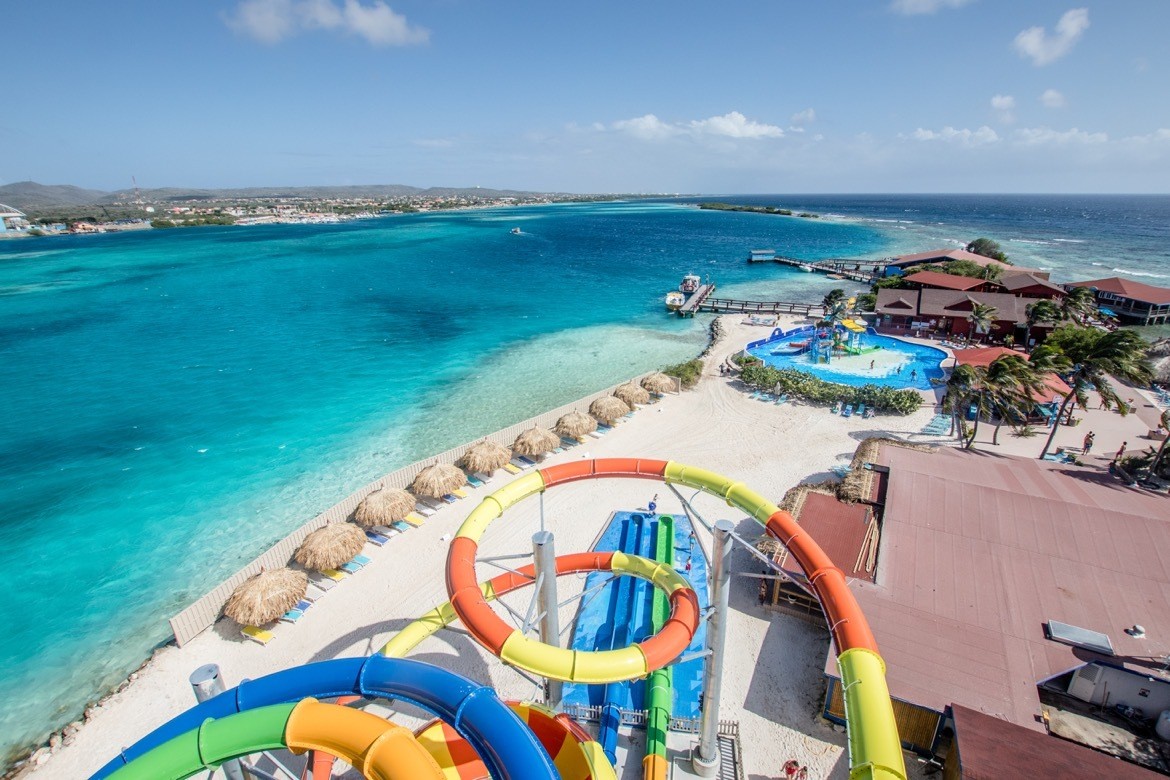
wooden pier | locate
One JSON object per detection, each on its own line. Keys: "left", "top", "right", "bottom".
{"left": 696, "top": 297, "right": 825, "bottom": 318}
{"left": 676, "top": 283, "right": 716, "bottom": 317}
{"left": 765, "top": 255, "right": 886, "bottom": 282}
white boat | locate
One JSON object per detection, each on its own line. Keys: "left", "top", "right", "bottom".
{"left": 679, "top": 273, "right": 701, "bottom": 293}
{"left": 665, "top": 291, "right": 685, "bottom": 311}
{"left": 510, "top": 227, "right": 521, "bottom": 235}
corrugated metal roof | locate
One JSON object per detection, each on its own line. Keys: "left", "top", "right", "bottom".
{"left": 1068, "top": 277, "right": 1170, "bottom": 305}
{"left": 822, "top": 447, "right": 1170, "bottom": 731}
{"left": 903, "top": 271, "right": 987, "bottom": 291}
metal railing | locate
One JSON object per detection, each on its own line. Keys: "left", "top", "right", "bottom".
{"left": 168, "top": 373, "right": 681, "bottom": 645}
{"left": 560, "top": 703, "right": 739, "bottom": 736}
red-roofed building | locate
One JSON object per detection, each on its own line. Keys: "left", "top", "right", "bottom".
{"left": 874, "top": 288, "right": 1056, "bottom": 343}
{"left": 901, "top": 271, "right": 994, "bottom": 293}
{"left": 998, "top": 271, "right": 1067, "bottom": 300}
{"left": 805, "top": 446, "right": 1170, "bottom": 770}
{"left": 1066, "top": 277, "right": 1170, "bottom": 325}
{"left": 884, "top": 249, "right": 1047, "bottom": 279}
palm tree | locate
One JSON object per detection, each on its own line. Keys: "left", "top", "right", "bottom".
{"left": 1059, "top": 286, "right": 1098, "bottom": 325}
{"left": 822, "top": 288, "right": 847, "bottom": 309}
{"left": 1144, "top": 408, "right": 1170, "bottom": 481}
{"left": 954, "top": 357, "right": 1047, "bottom": 449}
{"left": 1024, "top": 299, "right": 1061, "bottom": 350}
{"left": 1038, "top": 330, "right": 1154, "bottom": 459}
{"left": 967, "top": 303, "right": 998, "bottom": 343}
{"left": 941, "top": 364, "right": 979, "bottom": 440}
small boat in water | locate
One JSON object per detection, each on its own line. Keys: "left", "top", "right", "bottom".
{"left": 665, "top": 291, "right": 685, "bottom": 311}
{"left": 680, "top": 273, "right": 701, "bottom": 293}
{"left": 510, "top": 227, "right": 521, "bottom": 235}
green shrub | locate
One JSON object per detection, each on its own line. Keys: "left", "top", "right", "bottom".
{"left": 731, "top": 353, "right": 760, "bottom": 367}
{"left": 663, "top": 359, "right": 704, "bottom": 389}
{"left": 739, "top": 365, "right": 922, "bottom": 415}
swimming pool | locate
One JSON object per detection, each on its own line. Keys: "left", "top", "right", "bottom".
{"left": 745, "top": 327, "right": 947, "bottom": 389}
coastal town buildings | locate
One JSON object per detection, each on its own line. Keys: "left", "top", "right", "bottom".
{"left": 874, "top": 288, "right": 1053, "bottom": 343}
{"left": 1066, "top": 277, "right": 1170, "bottom": 326}
{"left": 0, "top": 202, "right": 28, "bottom": 234}
{"left": 882, "top": 249, "right": 1048, "bottom": 279}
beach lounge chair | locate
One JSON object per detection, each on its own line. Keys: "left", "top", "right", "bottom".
{"left": 830, "top": 464, "right": 852, "bottom": 478}
{"left": 830, "top": 401, "right": 842, "bottom": 414}
{"left": 352, "top": 554, "right": 371, "bottom": 566}
{"left": 414, "top": 503, "right": 436, "bottom": 517}
{"left": 474, "top": 471, "right": 495, "bottom": 483}
{"left": 465, "top": 473, "right": 485, "bottom": 488}
{"left": 774, "top": 394, "right": 788, "bottom": 405}
{"left": 842, "top": 404, "right": 854, "bottom": 418}
{"left": 365, "top": 530, "right": 391, "bottom": 546}
{"left": 863, "top": 406, "right": 876, "bottom": 419}
{"left": 516, "top": 455, "right": 538, "bottom": 466}
{"left": 340, "top": 560, "right": 364, "bottom": 574}
{"left": 319, "top": 568, "right": 347, "bottom": 582}
{"left": 451, "top": 487, "right": 469, "bottom": 499}
{"left": 309, "top": 574, "right": 337, "bottom": 592}
{"left": 304, "top": 584, "right": 327, "bottom": 602}
{"left": 280, "top": 608, "right": 304, "bottom": 624}
{"left": 403, "top": 513, "right": 425, "bottom": 528}
{"left": 242, "top": 626, "right": 274, "bottom": 645}
{"left": 503, "top": 462, "right": 523, "bottom": 474}
{"left": 855, "top": 404, "right": 866, "bottom": 417}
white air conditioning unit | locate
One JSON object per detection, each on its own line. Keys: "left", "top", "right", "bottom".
{"left": 1068, "top": 663, "right": 1102, "bottom": 703}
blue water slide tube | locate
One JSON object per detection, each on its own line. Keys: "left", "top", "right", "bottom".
{"left": 90, "top": 655, "right": 557, "bottom": 780}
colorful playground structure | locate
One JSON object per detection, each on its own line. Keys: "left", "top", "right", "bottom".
{"left": 94, "top": 458, "right": 907, "bottom": 780}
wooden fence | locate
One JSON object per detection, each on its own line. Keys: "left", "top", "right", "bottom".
{"left": 168, "top": 373, "right": 681, "bottom": 646}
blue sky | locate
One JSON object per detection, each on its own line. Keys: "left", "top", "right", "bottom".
{"left": 4, "top": 1, "right": 1169, "bottom": 193}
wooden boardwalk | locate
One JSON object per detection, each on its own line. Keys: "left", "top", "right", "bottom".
{"left": 770, "top": 255, "right": 885, "bottom": 282}
{"left": 696, "top": 297, "right": 825, "bottom": 317}
{"left": 676, "top": 283, "right": 716, "bottom": 317}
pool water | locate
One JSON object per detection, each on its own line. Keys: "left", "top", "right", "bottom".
{"left": 746, "top": 329, "right": 947, "bottom": 389}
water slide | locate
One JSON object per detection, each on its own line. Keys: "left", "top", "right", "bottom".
{"left": 102, "top": 457, "right": 904, "bottom": 780}
{"left": 91, "top": 656, "right": 558, "bottom": 780}
{"left": 840, "top": 318, "right": 866, "bottom": 333}
{"left": 643, "top": 514, "right": 675, "bottom": 780}
{"left": 439, "top": 458, "right": 905, "bottom": 780}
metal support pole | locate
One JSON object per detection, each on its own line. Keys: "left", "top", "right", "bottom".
{"left": 692, "top": 519, "right": 733, "bottom": 777}
{"left": 190, "top": 664, "right": 247, "bottom": 780}
{"left": 532, "top": 530, "right": 562, "bottom": 708}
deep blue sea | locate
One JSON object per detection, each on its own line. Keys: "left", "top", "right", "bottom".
{"left": 0, "top": 195, "right": 1167, "bottom": 763}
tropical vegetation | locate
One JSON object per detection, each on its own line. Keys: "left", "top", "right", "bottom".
{"left": 739, "top": 363, "right": 922, "bottom": 415}
{"left": 1036, "top": 328, "right": 1153, "bottom": 459}
{"left": 662, "top": 359, "right": 705, "bottom": 389}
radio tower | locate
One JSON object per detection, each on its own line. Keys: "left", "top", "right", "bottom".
{"left": 132, "top": 176, "right": 143, "bottom": 205}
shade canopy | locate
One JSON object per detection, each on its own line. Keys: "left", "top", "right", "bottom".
{"left": 554, "top": 410, "right": 597, "bottom": 438}
{"left": 641, "top": 372, "right": 675, "bottom": 394}
{"left": 353, "top": 487, "right": 416, "bottom": 527}
{"left": 590, "top": 396, "right": 631, "bottom": 424}
{"left": 512, "top": 426, "right": 560, "bottom": 457}
{"left": 613, "top": 382, "right": 650, "bottom": 407}
{"left": 411, "top": 463, "right": 468, "bottom": 498}
{"left": 224, "top": 568, "right": 308, "bottom": 626}
{"left": 951, "top": 346, "right": 1029, "bottom": 368}
{"left": 458, "top": 439, "right": 513, "bottom": 474}
{"left": 294, "top": 523, "right": 366, "bottom": 572}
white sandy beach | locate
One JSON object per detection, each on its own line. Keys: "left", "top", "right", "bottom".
{"left": 30, "top": 315, "right": 983, "bottom": 780}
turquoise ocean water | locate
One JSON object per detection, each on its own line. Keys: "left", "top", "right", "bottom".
{"left": 0, "top": 196, "right": 1167, "bottom": 763}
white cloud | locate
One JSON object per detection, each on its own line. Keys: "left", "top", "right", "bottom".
{"left": 1013, "top": 127, "right": 1107, "bottom": 145}
{"left": 225, "top": 0, "right": 428, "bottom": 46}
{"left": 688, "top": 112, "right": 783, "bottom": 139}
{"left": 889, "top": 0, "right": 974, "bottom": 15}
{"left": 1040, "top": 89, "right": 1067, "bottom": 108}
{"left": 1014, "top": 8, "right": 1089, "bottom": 66}
{"left": 790, "top": 108, "right": 816, "bottom": 126}
{"left": 610, "top": 111, "right": 782, "bottom": 141}
{"left": 909, "top": 126, "right": 1000, "bottom": 145}
{"left": 1123, "top": 129, "right": 1170, "bottom": 144}
{"left": 611, "top": 114, "right": 682, "bottom": 141}
{"left": 990, "top": 94, "right": 1016, "bottom": 123}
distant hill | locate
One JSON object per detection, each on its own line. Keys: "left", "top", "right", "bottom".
{"left": 0, "top": 181, "right": 111, "bottom": 210}
{"left": 1, "top": 181, "right": 577, "bottom": 211}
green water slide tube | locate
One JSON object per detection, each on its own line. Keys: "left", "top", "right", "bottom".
{"left": 643, "top": 514, "right": 674, "bottom": 780}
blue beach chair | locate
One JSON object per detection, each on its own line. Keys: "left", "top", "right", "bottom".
{"left": 366, "top": 530, "right": 390, "bottom": 546}
{"left": 855, "top": 404, "right": 866, "bottom": 417}
{"left": 774, "top": 394, "right": 788, "bottom": 405}
{"left": 842, "top": 404, "right": 854, "bottom": 418}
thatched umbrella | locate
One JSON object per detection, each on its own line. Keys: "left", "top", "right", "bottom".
{"left": 224, "top": 568, "right": 307, "bottom": 626}
{"left": 590, "top": 396, "right": 631, "bottom": 425}
{"left": 513, "top": 426, "right": 560, "bottom": 457}
{"left": 353, "top": 487, "right": 415, "bottom": 528}
{"left": 641, "top": 372, "right": 676, "bottom": 394}
{"left": 554, "top": 410, "right": 597, "bottom": 439}
{"left": 614, "top": 382, "right": 650, "bottom": 407}
{"left": 294, "top": 523, "right": 366, "bottom": 572}
{"left": 458, "top": 439, "right": 512, "bottom": 474}
{"left": 411, "top": 463, "right": 468, "bottom": 499}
